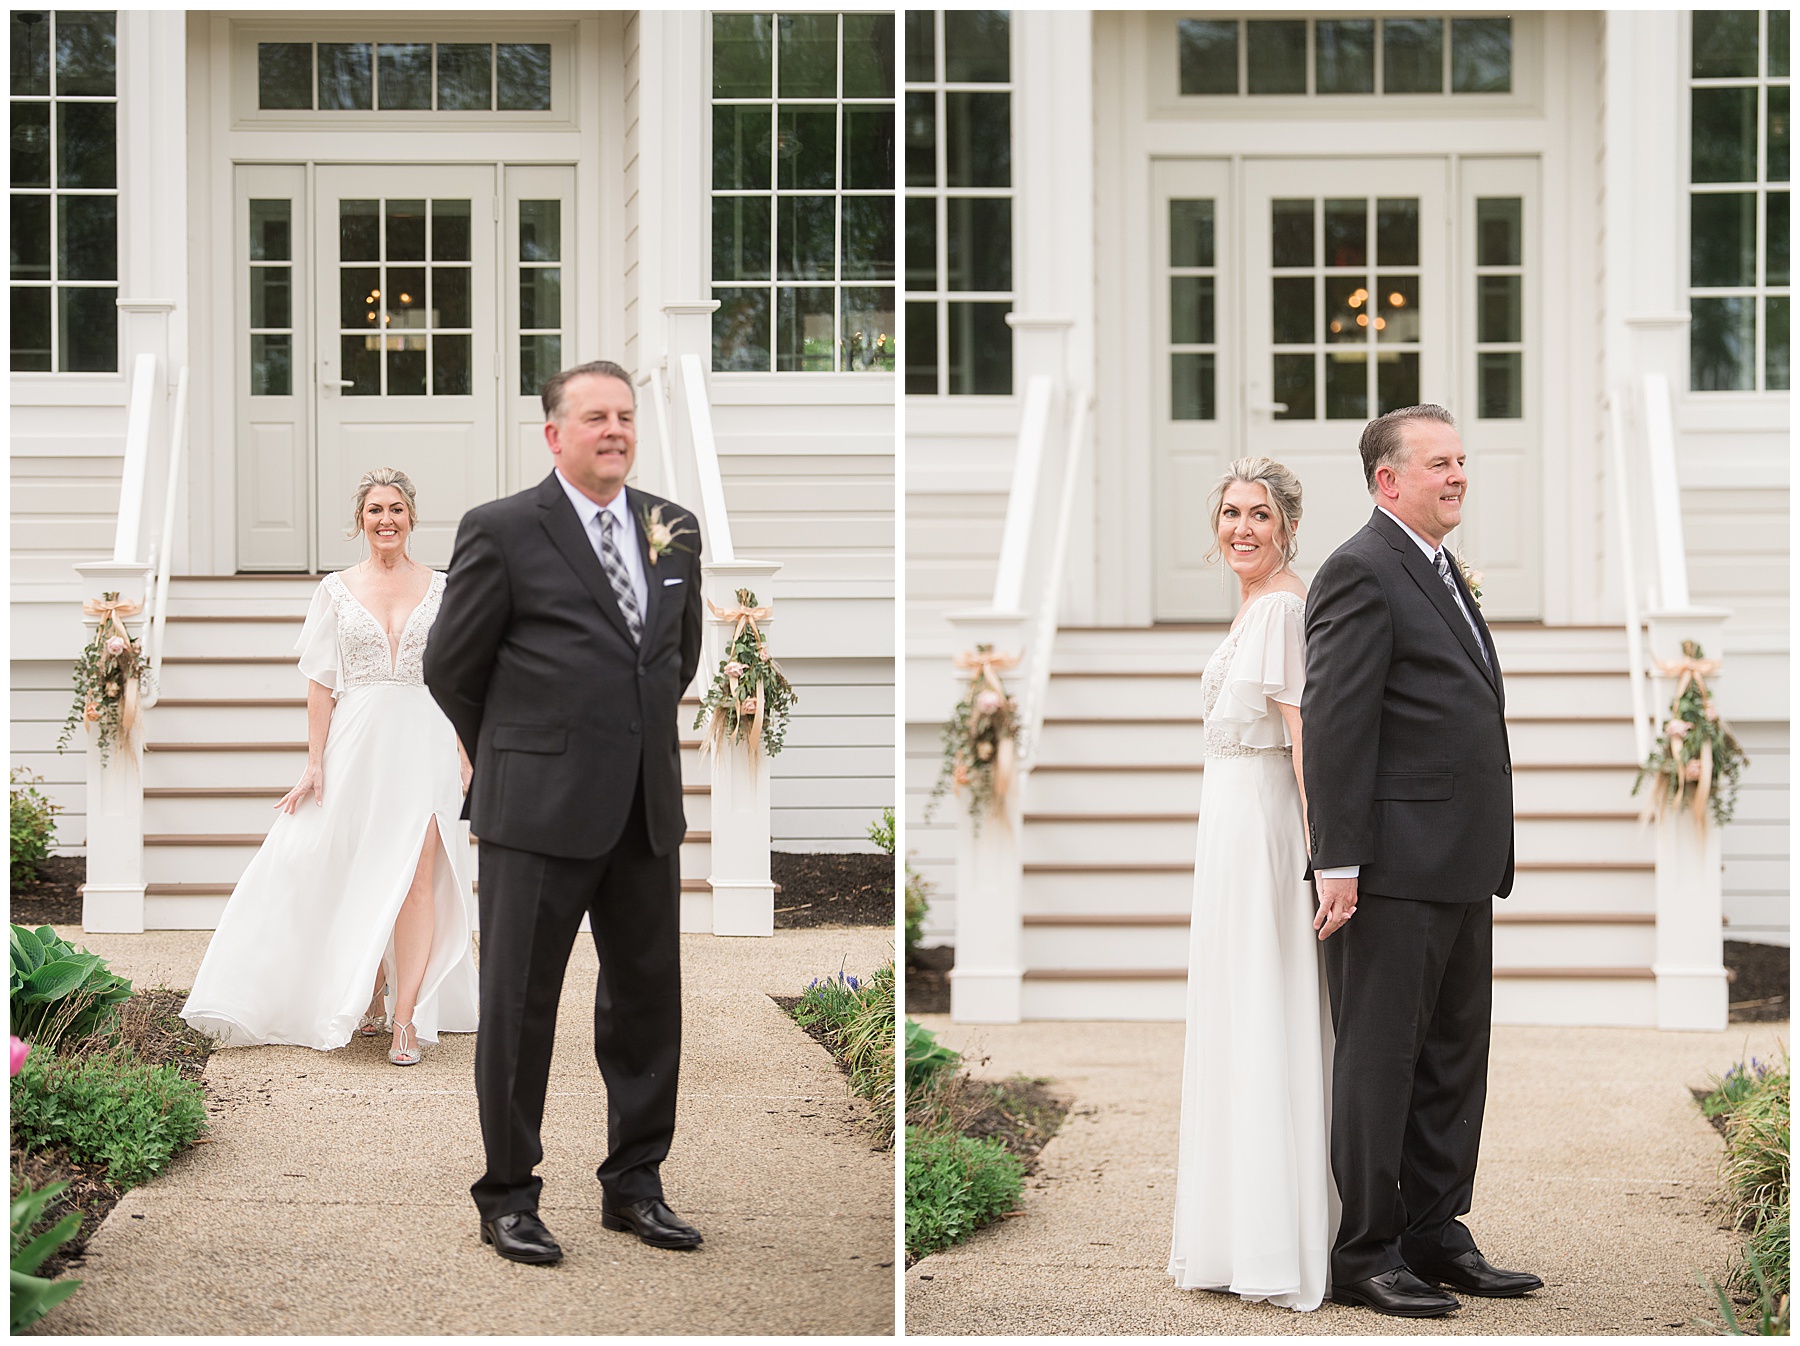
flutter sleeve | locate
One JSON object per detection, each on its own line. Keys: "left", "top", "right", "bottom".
{"left": 294, "top": 578, "right": 341, "bottom": 695}
{"left": 1208, "top": 594, "right": 1307, "bottom": 749}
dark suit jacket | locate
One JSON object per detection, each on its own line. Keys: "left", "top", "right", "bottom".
{"left": 1301, "top": 508, "right": 1514, "bottom": 903}
{"left": 423, "top": 472, "right": 704, "bottom": 860}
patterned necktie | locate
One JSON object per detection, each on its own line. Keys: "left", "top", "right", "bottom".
{"left": 595, "top": 510, "right": 642, "bottom": 644}
{"left": 1434, "top": 549, "right": 1489, "bottom": 668}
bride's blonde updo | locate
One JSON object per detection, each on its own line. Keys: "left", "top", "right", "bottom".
{"left": 346, "top": 467, "right": 420, "bottom": 539}
{"left": 1204, "top": 457, "right": 1303, "bottom": 566}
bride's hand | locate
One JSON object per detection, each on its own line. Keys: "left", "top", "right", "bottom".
{"left": 276, "top": 763, "right": 324, "bottom": 814}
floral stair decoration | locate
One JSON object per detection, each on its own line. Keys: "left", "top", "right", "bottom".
{"left": 696, "top": 588, "right": 796, "bottom": 769}
{"left": 1633, "top": 640, "right": 1748, "bottom": 826}
{"left": 930, "top": 644, "right": 1021, "bottom": 828}
{"left": 58, "top": 592, "right": 149, "bottom": 763}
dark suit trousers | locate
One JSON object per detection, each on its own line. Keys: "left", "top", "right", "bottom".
{"left": 1323, "top": 892, "right": 1492, "bottom": 1284}
{"left": 470, "top": 783, "right": 681, "bottom": 1221}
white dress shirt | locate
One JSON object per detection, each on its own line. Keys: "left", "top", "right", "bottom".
{"left": 1317, "top": 509, "right": 1482, "bottom": 883}
{"left": 554, "top": 468, "right": 648, "bottom": 617}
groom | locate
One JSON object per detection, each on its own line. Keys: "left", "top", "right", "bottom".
{"left": 1302, "top": 405, "right": 1542, "bottom": 1317}
{"left": 424, "top": 359, "right": 705, "bottom": 1265}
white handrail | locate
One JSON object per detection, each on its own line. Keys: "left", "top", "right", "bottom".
{"left": 113, "top": 352, "right": 159, "bottom": 564}
{"left": 640, "top": 366, "right": 680, "bottom": 503}
{"left": 1640, "top": 372, "right": 1690, "bottom": 611}
{"left": 677, "top": 352, "right": 735, "bottom": 565}
{"left": 1607, "top": 390, "right": 1653, "bottom": 762}
{"left": 990, "top": 376, "right": 1054, "bottom": 611}
{"left": 142, "top": 366, "right": 189, "bottom": 709}
{"left": 1019, "top": 390, "right": 1091, "bottom": 767}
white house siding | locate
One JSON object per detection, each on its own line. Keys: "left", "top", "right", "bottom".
{"left": 712, "top": 384, "right": 896, "bottom": 851}
{"left": 1723, "top": 722, "right": 1788, "bottom": 945}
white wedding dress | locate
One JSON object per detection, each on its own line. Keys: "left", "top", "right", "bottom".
{"left": 180, "top": 570, "right": 479, "bottom": 1049}
{"left": 1167, "top": 589, "right": 1335, "bottom": 1311}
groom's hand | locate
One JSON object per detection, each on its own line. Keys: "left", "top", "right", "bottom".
{"left": 1314, "top": 875, "right": 1358, "bottom": 940}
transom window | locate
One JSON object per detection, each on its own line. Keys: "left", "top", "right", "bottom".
{"left": 337, "top": 199, "right": 473, "bottom": 397}
{"left": 1270, "top": 196, "right": 1422, "bottom": 420}
{"left": 710, "top": 12, "right": 896, "bottom": 374}
{"left": 10, "top": 9, "right": 117, "bottom": 373}
{"left": 256, "top": 41, "right": 550, "bottom": 111}
{"left": 1179, "top": 15, "right": 1510, "bottom": 97}
{"left": 904, "top": 9, "right": 1014, "bottom": 396}
{"left": 1688, "top": 9, "right": 1789, "bottom": 392}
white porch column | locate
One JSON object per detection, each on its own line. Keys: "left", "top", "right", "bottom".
{"left": 74, "top": 560, "right": 155, "bottom": 934}
{"left": 945, "top": 609, "right": 1029, "bottom": 1023}
{"left": 1645, "top": 609, "right": 1731, "bottom": 1031}
{"left": 702, "top": 560, "right": 782, "bottom": 937}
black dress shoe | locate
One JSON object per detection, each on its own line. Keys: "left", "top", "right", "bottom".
{"left": 479, "top": 1210, "right": 563, "bottom": 1265}
{"left": 1331, "top": 1267, "right": 1461, "bottom": 1318}
{"left": 601, "top": 1197, "right": 703, "bottom": 1249}
{"left": 1411, "top": 1249, "right": 1544, "bottom": 1297}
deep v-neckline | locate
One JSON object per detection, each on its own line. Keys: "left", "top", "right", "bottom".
{"left": 333, "top": 570, "right": 435, "bottom": 672}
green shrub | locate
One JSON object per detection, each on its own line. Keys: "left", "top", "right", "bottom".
{"left": 868, "top": 806, "right": 895, "bottom": 856}
{"left": 905, "top": 1018, "right": 959, "bottom": 1097}
{"left": 904, "top": 866, "right": 929, "bottom": 956}
{"left": 10, "top": 1180, "right": 82, "bottom": 1332}
{"left": 9, "top": 770, "right": 59, "bottom": 888}
{"left": 793, "top": 964, "right": 895, "bottom": 1144}
{"left": 12, "top": 1049, "right": 207, "bottom": 1189}
{"left": 10, "top": 925, "right": 133, "bottom": 1049}
{"left": 1697, "top": 1051, "right": 1790, "bottom": 1334}
{"left": 904, "top": 1125, "right": 1024, "bottom": 1260}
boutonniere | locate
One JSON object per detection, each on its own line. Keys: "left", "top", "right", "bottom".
{"left": 1453, "top": 550, "right": 1484, "bottom": 607}
{"left": 638, "top": 503, "right": 697, "bottom": 565}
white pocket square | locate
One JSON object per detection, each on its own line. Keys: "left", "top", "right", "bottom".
{"left": 663, "top": 577, "right": 684, "bottom": 586}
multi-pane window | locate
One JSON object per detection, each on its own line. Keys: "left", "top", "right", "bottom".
{"left": 10, "top": 10, "right": 118, "bottom": 373}
{"left": 1180, "top": 16, "right": 1511, "bottom": 97}
{"left": 337, "top": 199, "right": 473, "bottom": 397}
{"left": 1168, "top": 200, "right": 1218, "bottom": 420}
{"left": 1473, "top": 198, "right": 1523, "bottom": 418}
{"left": 711, "top": 13, "right": 896, "bottom": 373}
{"left": 256, "top": 42, "right": 551, "bottom": 112}
{"left": 518, "top": 200, "right": 563, "bottom": 397}
{"left": 248, "top": 201, "right": 293, "bottom": 396}
{"left": 904, "top": 10, "right": 1013, "bottom": 396}
{"left": 1688, "top": 10, "right": 1789, "bottom": 391}
{"left": 1270, "top": 197, "right": 1422, "bottom": 420}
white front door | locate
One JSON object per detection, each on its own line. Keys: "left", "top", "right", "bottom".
{"left": 1151, "top": 156, "right": 1540, "bottom": 620}
{"left": 313, "top": 164, "right": 500, "bottom": 570}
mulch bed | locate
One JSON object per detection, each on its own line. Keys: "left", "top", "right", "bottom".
{"left": 904, "top": 940, "right": 1791, "bottom": 1023}
{"left": 771, "top": 851, "right": 895, "bottom": 928}
{"left": 905, "top": 944, "right": 954, "bottom": 1015}
{"left": 1724, "top": 940, "right": 1789, "bottom": 1023}
{"left": 10, "top": 989, "right": 216, "bottom": 1282}
{"left": 955, "top": 1075, "right": 1070, "bottom": 1169}
{"left": 11, "top": 854, "right": 85, "bottom": 927}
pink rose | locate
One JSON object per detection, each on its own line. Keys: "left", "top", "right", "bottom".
{"left": 739, "top": 695, "right": 760, "bottom": 716}
{"left": 105, "top": 635, "right": 127, "bottom": 655}
{"left": 725, "top": 661, "right": 748, "bottom": 679}
{"left": 1684, "top": 759, "right": 1705, "bottom": 781}
{"left": 973, "top": 689, "right": 1004, "bottom": 715}
{"left": 10, "top": 1036, "right": 28, "bottom": 1077}
{"left": 1665, "top": 719, "right": 1691, "bottom": 740}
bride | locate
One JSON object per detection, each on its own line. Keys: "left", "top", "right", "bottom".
{"left": 1167, "top": 457, "right": 1335, "bottom": 1311}
{"left": 181, "top": 468, "right": 479, "bottom": 1065}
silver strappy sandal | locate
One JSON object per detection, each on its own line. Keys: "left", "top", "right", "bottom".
{"left": 388, "top": 1018, "right": 421, "bottom": 1067}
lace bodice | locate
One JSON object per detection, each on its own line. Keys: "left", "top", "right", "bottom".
{"left": 1201, "top": 590, "right": 1307, "bottom": 760}
{"left": 296, "top": 570, "right": 446, "bottom": 694}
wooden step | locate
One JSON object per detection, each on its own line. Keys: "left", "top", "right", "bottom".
{"left": 159, "top": 656, "right": 297, "bottom": 665}
{"left": 148, "top": 739, "right": 706, "bottom": 752}
{"left": 166, "top": 614, "right": 302, "bottom": 623}
{"left": 1018, "top": 965, "right": 1655, "bottom": 982}
{"left": 1030, "top": 763, "right": 1205, "bottom": 774}
{"left": 145, "top": 787, "right": 287, "bottom": 798}
{"left": 1021, "top": 911, "right": 1656, "bottom": 928}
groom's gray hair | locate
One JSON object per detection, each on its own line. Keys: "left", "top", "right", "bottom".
{"left": 1360, "top": 404, "right": 1456, "bottom": 491}
{"left": 541, "top": 360, "right": 636, "bottom": 422}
